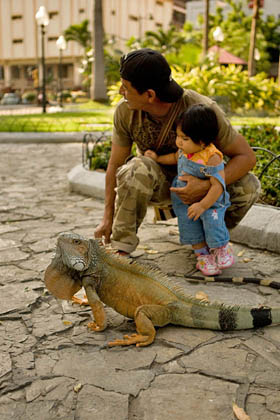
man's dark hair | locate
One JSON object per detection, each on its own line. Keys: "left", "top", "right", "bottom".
{"left": 177, "top": 104, "right": 219, "bottom": 145}
{"left": 120, "top": 48, "right": 183, "bottom": 103}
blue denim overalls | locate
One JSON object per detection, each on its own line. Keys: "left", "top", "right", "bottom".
{"left": 171, "top": 152, "right": 231, "bottom": 249}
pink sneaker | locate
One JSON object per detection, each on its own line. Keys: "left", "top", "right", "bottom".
{"left": 214, "top": 244, "right": 234, "bottom": 269}
{"left": 196, "top": 253, "right": 221, "bottom": 276}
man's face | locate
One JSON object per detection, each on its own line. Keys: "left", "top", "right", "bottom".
{"left": 119, "top": 78, "right": 149, "bottom": 110}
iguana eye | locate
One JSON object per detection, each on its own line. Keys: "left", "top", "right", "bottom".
{"left": 73, "top": 239, "right": 81, "bottom": 245}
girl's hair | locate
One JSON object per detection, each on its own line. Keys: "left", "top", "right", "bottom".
{"left": 177, "top": 104, "right": 219, "bottom": 145}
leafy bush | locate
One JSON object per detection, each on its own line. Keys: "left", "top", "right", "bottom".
{"left": 240, "top": 125, "right": 280, "bottom": 207}
{"left": 87, "top": 140, "right": 112, "bottom": 171}
{"left": 86, "top": 126, "right": 280, "bottom": 207}
{"left": 108, "top": 65, "right": 280, "bottom": 112}
{"left": 22, "top": 91, "right": 36, "bottom": 104}
{"left": 172, "top": 64, "right": 280, "bottom": 112}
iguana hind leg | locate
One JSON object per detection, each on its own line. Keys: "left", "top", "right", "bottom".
{"left": 108, "top": 304, "right": 172, "bottom": 347}
{"left": 72, "top": 295, "right": 88, "bottom": 305}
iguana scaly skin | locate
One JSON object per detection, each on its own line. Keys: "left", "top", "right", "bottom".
{"left": 44, "top": 233, "right": 280, "bottom": 347}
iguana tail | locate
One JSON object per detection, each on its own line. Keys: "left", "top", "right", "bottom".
{"left": 173, "top": 299, "right": 280, "bottom": 331}
{"left": 183, "top": 274, "right": 280, "bottom": 290}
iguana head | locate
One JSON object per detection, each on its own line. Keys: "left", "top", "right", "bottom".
{"left": 57, "top": 232, "right": 91, "bottom": 271}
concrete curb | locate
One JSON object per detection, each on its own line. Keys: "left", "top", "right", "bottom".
{"left": 68, "top": 164, "right": 280, "bottom": 254}
{"left": 0, "top": 132, "right": 85, "bottom": 143}
{"left": 0, "top": 131, "right": 113, "bottom": 144}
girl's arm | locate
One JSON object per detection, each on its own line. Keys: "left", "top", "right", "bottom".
{"left": 144, "top": 149, "right": 178, "bottom": 165}
{"left": 187, "top": 154, "right": 224, "bottom": 221}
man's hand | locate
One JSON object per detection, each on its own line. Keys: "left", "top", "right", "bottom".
{"left": 187, "top": 202, "right": 206, "bottom": 221}
{"left": 170, "top": 175, "right": 210, "bottom": 205}
{"left": 94, "top": 218, "right": 113, "bottom": 244}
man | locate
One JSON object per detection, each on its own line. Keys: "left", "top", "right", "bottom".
{"left": 94, "top": 48, "right": 260, "bottom": 255}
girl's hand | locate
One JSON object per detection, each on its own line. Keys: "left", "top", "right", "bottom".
{"left": 144, "top": 150, "right": 158, "bottom": 162}
{"left": 187, "top": 202, "right": 205, "bottom": 221}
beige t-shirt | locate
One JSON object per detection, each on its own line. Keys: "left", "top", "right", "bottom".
{"left": 112, "top": 89, "right": 238, "bottom": 158}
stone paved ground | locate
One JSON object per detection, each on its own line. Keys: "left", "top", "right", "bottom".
{"left": 1, "top": 143, "right": 280, "bottom": 420}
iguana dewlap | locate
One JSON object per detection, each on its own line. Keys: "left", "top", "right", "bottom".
{"left": 44, "top": 233, "right": 280, "bottom": 347}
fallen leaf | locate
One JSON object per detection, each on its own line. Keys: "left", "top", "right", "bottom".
{"left": 243, "top": 258, "right": 251, "bottom": 263}
{"left": 233, "top": 403, "right": 251, "bottom": 420}
{"left": 137, "top": 245, "right": 150, "bottom": 250}
{"left": 63, "top": 320, "right": 72, "bottom": 326}
{"left": 145, "top": 249, "right": 158, "bottom": 254}
{"left": 195, "top": 291, "right": 209, "bottom": 301}
{"left": 74, "top": 383, "right": 83, "bottom": 393}
{"left": 237, "top": 250, "right": 245, "bottom": 257}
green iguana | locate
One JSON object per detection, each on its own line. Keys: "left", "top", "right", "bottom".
{"left": 44, "top": 232, "right": 280, "bottom": 347}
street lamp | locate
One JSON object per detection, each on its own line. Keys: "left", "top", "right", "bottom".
{"left": 35, "top": 6, "right": 49, "bottom": 113}
{"left": 56, "top": 35, "right": 67, "bottom": 108}
{"left": 213, "top": 26, "right": 224, "bottom": 64}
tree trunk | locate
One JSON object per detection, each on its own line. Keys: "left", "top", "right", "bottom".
{"left": 248, "top": 0, "right": 260, "bottom": 77}
{"left": 91, "top": 0, "right": 107, "bottom": 102}
{"left": 202, "top": 0, "right": 209, "bottom": 58}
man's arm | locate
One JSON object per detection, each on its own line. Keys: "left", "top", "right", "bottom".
{"left": 170, "top": 134, "right": 256, "bottom": 205}
{"left": 94, "top": 142, "right": 131, "bottom": 243}
{"left": 222, "top": 134, "right": 256, "bottom": 185}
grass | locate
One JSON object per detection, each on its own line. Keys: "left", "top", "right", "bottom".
{"left": 0, "top": 109, "right": 114, "bottom": 132}
{"left": 0, "top": 102, "right": 279, "bottom": 132}
{"left": 230, "top": 115, "right": 280, "bottom": 126}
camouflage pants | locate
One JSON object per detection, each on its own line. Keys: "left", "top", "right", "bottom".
{"left": 111, "top": 156, "right": 261, "bottom": 253}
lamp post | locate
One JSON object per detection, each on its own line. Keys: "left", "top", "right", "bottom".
{"left": 35, "top": 6, "right": 49, "bottom": 113}
{"left": 56, "top": 35, "right": 67, "bottom": 108}
{"left": 213, "top": 26, "right": 224, "bottom": 64}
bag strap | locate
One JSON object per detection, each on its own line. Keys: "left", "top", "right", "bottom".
{"left": 155, "top": 96, "right": 183, "bottom": 151}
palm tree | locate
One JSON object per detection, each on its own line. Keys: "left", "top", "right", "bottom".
{"left": 142, "top": 26, "right": 186, "bottom": 55}
{"left": 202, "top": 0, "right": 210, "bottom": 58}
{"left": 91, "top": 0, "right": 107, "bottom": 101}
{"left": 64, "top": 20, "right": 91, "bottom": 49}
{"left": 248, "top": 0, "right": 260, "bottom": 76}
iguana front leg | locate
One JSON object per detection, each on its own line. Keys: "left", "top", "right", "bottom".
{"left": 109, "top": 304, "right": 172, "bottom": 347}
{"left": 83, "top": 279, "right": 107, "bottom": 332}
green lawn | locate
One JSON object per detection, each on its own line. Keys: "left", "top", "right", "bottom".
{"left": 0, "top": 109, "right": 114, "bottom": 132}
{"left": 230, "top": 116, "right": 280, "bottom": 126}
{"left": 0, "top": 103, "right": 279, "bottom": 132}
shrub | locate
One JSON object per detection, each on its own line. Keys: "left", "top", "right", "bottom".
{"left": 86, "top": 126, "right": 280, "bottom": 207}
{"left": 22, "top": 91, "right": 36, "bottom": 104}
{"left": 240, "top": 125, "right": 280, "bottom": 207}
{"left": 108, "top": 65, "right": 280, "bottom": 112}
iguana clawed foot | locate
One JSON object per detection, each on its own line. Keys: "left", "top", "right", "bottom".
{"left": 108, "top": 333, "right": 154, "bottom": 347}
{"left": 72, "top": 295, "right": 88, "bottom": 305}
{"left": 87, "top": 321, "right": 106, "bottom": 332}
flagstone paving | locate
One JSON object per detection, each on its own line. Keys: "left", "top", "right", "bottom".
{"left": 0, "top": 143, "right": 280, "bottom": 419}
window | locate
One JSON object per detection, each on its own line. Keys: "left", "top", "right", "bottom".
{"left": 129, "top": 15, "right": 138, "bottom": 21}
{"left": 0, "top": 66, "right": 4, "bottom": 80}
{"left": 46, "top": 66, "right": 54, "bottom": 80}
{"left": 12, "top": 39, "right": 23, "bottom": 44}
{"left": 61, "top": 64, "right": 69, "bottom": 78}
{"left": 11, "top": 66, "right": 20, "bottom": 79}
{"left": 172, "top": 10, "right": 186, "bottom": 26}
{"left": 49, "top": 11, "right": 58, "bottom": 19}
{"left": 24, "top": 66, "right": 35, "bottom": 81}
{"left": 79, "top": 8, "right": 85, "bottom": 13}
{"left": 48, "top": 37, "right": 58, "bottom": 42}
{"left": 11, "top": 15, "right": 22, "bottom": 20}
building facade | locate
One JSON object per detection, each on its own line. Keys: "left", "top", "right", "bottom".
{"left": 0, "top": 0, "right": 186, "bottom": 94}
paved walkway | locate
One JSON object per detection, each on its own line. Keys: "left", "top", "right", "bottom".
{"left": 1, "top": 143, "right": 280, "bottom": 420}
